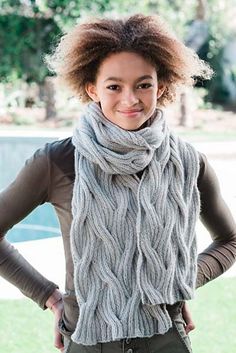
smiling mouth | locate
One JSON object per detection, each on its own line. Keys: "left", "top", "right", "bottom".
{"left": 118, "top": 109, "right": 143, "bottom": 116}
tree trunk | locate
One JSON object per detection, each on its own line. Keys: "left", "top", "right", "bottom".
{"left": 43, "top": 77, "right": 57, "bottom": 120}
{"left": 179, "top": 0, "right": 208, "bottom": 127}
{"left": 196, "top": 0, "right": 207, "bottom": 20}
{"left": 179, "top": 88, "right": 194, "bottom": 128}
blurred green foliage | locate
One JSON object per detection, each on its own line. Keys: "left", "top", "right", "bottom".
{"left": 0, "top": 15, "right": 61, "bottom": 83}
{"left": 0, "top": 0, "right": 235, "bottom": 104}
{"left": 196, "top": 0, "right": 236, "bottom": 103}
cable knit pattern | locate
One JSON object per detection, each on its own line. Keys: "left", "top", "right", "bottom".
{"left": 70, "top": 102, "right": 200, "bottom": 345}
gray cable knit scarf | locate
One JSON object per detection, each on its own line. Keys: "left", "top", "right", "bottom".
{"left": 70, "top": 102, "right": 200, "bottom": 345}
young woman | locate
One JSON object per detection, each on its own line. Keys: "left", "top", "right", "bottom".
{"left": 0, "top": 14, "right": 236, "bottom": 353}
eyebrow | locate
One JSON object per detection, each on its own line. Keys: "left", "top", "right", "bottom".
{"left": 104, "top": 75, "right": 154, "bottom": 83}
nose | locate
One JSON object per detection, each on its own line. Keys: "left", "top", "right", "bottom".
{"left": 120, "top": 88, "right": 139, "bottom": 106}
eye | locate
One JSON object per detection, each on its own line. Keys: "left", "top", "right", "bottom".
{"left": 106, "top": 85, "right": 120, "bottom": 91}
{"left": 137, "top": 83, "right": 153, "bottom": 89}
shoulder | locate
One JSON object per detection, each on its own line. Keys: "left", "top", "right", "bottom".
{"left": 25, "top": 136, "right": 73, "bottom": 163}
{"left": 46, "top": 136, "right": 74, "bottom": 161}
{"left": 44, "top": 137, "right": 75, "bottom": 177}
{"left": 197, "top": 152, "right": 206, "bottom": 186}
{"left": 25, "top": 137, "right": 75, "bottom": 182}
{"left": 197, "top": 152, "right": 220, "bottom": 193}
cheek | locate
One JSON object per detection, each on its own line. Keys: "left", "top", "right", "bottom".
{"left": 101, "top": 94, "right": 116, "bottom": 107}
{"left": 99, "top": 99, "right": 114, "bottom": 117}
{"left": 145, "top": 92, "right": 158, "bottom": 107}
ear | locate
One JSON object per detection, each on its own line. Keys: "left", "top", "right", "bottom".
{"left": 157, "top": 83, "right": 166, "bottom": 100}
{"left": 85, "top": 82, "right": 99, "bottom": 102}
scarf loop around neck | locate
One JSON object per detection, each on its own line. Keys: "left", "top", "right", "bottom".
{"left": 70, "top": 102, "right": 200, "bottom": 345}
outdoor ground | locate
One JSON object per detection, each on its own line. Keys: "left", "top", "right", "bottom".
{"left": 0, "top": 278, "right": 236, "bottom": 353}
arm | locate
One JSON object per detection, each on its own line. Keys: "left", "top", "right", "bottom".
{"left": 46, "top": 289, "right": 64, "bottom": 351}
{"left": 0, "top": 146, "right": 59, "bottom": 308}
{"left": 196, "top": 153, "right": 236, "bottom": 288}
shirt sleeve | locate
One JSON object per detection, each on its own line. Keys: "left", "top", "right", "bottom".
{"left": 0, "top": 146, "right": 58, "bottom": 309}
{"left": 196, "top": 153, "right": 236, "bottom": 288}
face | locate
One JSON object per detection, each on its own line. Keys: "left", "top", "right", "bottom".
{"left": 86, "top": 51, "right": 165, "bottom": 131}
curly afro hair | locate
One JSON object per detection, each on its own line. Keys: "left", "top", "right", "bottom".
{"left": 46, "top": 14, "right": 213, "bottom": 106}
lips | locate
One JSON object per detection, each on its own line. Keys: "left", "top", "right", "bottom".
{"left": 121, "top": 110, "right": 142, "bottom": 113}
{"left": 118, "top": 109, "right": 143, "bottom": 117}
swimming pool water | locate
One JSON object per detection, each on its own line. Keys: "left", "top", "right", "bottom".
{"left": 6, "top": 203, "right": 60, "bottom": 243}
{"left": 1, "top": 135, "right": 61, "bottom": 243}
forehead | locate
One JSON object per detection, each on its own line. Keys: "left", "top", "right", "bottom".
{"left": 97, "top": 51, "right": 157, "bottom": 79}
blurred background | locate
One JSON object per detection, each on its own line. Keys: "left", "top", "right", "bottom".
{"left": 0, "top": 0, "right": 236, "bottom": 128}
{"left": 0, "top": 1, "right": 236, "bottom": 353}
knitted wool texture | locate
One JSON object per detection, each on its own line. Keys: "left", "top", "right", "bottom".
{"left": 71, "top": 102, "right": 200, "bottom": 345}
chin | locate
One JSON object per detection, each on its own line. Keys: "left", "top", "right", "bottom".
{"left": 122, "top": 124, "right": 145, "bottom": 131}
